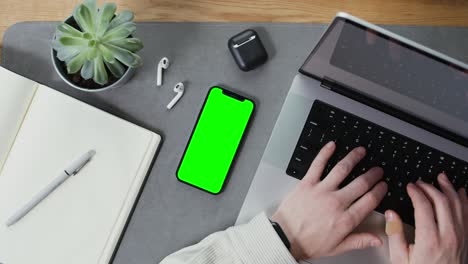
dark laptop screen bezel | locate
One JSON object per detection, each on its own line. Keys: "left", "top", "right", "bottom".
{"left": 299, "top": 16, "right": 468, "bottom": 147}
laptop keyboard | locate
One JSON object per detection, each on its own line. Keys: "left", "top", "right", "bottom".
{"left": 286, "top": 100, "right": 468, "bottom": 226}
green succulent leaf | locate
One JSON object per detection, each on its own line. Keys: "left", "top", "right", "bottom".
{"left": 109, "top": 38, "right": 143, "bottom": 53}
{"left": 108, "top": 10, "right": 134, "bottom": 31}
{"left": 96, "top": 3, "right": 117, "bottom": 37}
{"left": 73, "top": 4, "right": 95, "bottom": 33}
{"left": 83, "top": 0, "right": 98, "bottom": 19}
{"left": 102, "top": 22, "right": 136, "bottom": 42}
{"left": 104, "top": 59, "right": 126, "bottom": 78}
{"left": 87, "top": 46, "right": 99, "bottom": 60}
{"left": 56, "top": 47, "right": 81, "bottom": 62}
{"left": 83, "top": 32, "right": 93, "bottom": 39}
{"left": 103, "top": 43, "right": 142, "bottom": 67}
{"left": 81, "top": 60, "right": 94, "bottom": 79}
{"left": 52, "top": 39, "right": 64, "bottom": 50}
{"left": 93, "top": 55, "right": 108, "bottom": 85}
{"left": 59, "top": 36, "right": 89, "bottom": 47}
{"left": 67, "top": 52, "right": 87, "bottom": 74}
{"left": 98, "top": 44, "right": 116, "bottom": 63}
{"left": 133, "top": 54, "right": 143, "bottom": 67}
{"left": 57, "top": 23, "right": 83, "bottom": 38}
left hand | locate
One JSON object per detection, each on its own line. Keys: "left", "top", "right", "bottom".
{"left": 271, "top": 141, "right": 387, "bottom": 261}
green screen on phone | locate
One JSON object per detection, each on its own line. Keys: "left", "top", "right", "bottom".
{"left": 177, "top": 87, "right": 254, "bottom": 194}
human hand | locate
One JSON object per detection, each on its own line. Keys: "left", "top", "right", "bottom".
{"left": 270, "top": 141, "right": 388, "bottom": 261}
{"left": 386, "top": 174, "right": 468, "bottom": 264}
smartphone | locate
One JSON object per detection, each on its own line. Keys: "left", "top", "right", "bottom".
{"left": 177, "top": 87, "right": 255, "bottom": 194}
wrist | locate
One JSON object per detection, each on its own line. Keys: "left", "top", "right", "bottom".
{"left": 271, "top": 211, "right": 304, "bottom": 261}
{"left": 269, "top": 219, "right": 291, "bottom": 250}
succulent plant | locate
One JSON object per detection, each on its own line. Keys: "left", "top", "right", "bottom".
{"left": 52, "top": 0, "right": 143, "bottom": 85}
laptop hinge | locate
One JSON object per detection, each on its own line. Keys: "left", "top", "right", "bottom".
{"left": 319, "top": 76, "right": 468, "bottom": 148}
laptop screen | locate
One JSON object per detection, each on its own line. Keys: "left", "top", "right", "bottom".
{"left": 300, "top": 15, "right": 468, "bottom": 142}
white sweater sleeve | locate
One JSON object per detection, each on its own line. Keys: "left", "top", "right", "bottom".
{"left": 159, "top": 212, "right": 298, "bottom": 264}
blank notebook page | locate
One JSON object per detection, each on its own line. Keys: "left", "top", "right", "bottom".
{"left": 0, "top": 85, "right": 157, "bottom": 264}
{"left": 0, "top": 68, "right": 37, "bottom": 171}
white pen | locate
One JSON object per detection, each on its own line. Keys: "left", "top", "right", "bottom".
{"left": 6, "top": 150, "right": 96, "bottom": 227}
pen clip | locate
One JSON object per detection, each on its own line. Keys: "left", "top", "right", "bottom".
{"left": 66, "top": 158, "right": 89, "bottom": 175}
{"left": 64, "top": 150, "right": 96, "bottom": 176}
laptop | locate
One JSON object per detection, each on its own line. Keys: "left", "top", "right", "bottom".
{"left": 236, "top": 12, "right": 468, "bottom": 264}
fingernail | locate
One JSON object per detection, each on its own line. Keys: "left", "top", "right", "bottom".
{"left": 385, "top": 211, "right": 394, "bottom": 221}
{"left": 385, "top": 211, "right": 403, "bottom": 236}
{"left": 356, "top": 147, "right": 366, "bottom": 155}
{"left": 376, "top": 167, "right": 384, "bottom": 174}
{"left": 326, "top": 141, "right": 335, "bottom": 148}
{"left": 371, "top": 240, "right": 381, "bottom": 247}
{"left": 439, "top": 173, "right": 449, "bottom": 182}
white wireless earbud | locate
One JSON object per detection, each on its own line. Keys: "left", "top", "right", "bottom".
{"left": 167, "top": 82, "right": 185, "bottom": 110}
{"left": 156, "top": 57, "right": 170, "bottom": 86}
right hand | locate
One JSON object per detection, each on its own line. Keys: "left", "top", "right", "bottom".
{"left": 385, "top": 173, "right": 468, "bottom": 264}
{"left": 271, "top": 141, "right": 387, "bottom": 261}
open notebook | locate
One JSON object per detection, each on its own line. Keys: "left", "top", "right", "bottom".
{"left": 0, "top": 67, "right": 161, "bottom": 264}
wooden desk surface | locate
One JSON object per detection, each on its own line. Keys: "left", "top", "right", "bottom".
{"left": 1, "top": 0, "right": 467, "bottom": 52}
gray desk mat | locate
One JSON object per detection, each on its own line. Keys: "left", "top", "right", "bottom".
{"left": 3, "top": 22, "right": 468, "bottom": 263}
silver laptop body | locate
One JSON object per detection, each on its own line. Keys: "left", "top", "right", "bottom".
{"left": 236, "top": 12, "right": 468, "bottom": 264}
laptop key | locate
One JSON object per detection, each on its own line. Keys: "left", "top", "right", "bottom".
{"left": 286, "top": 167, "right": 301, "bottom": 179}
